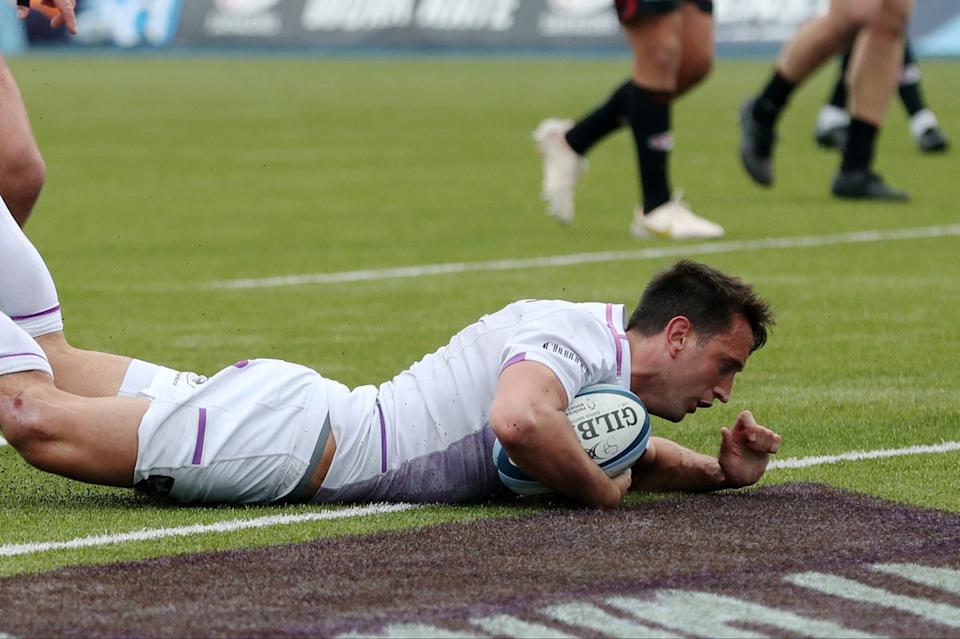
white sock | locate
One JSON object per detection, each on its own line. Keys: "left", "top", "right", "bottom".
{"left": 118, "top": 358, "right": 168, "bottom": 397}
{"left": 0, "top": 196, "right": 63, "bottom": 337}
{"left": 909, "top": 109, "right": 939, "bottom": 140}
{"left": 0, "top": 312, "right": 53, "bottom": 377}
{"left": 816, "top": 105, "right": 850, "bottom": 132}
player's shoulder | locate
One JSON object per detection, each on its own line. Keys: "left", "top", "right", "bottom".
{"left": 511, "top": 299, "right": 611, "bottom": 324}
{"left": 508, "top": 300, "right": 620, "bottom": 353}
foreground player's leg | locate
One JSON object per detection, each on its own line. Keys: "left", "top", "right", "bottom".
{"left": 740, "top": 0, "right": 879, "bottom": 186}
{"left": 0, "top": 313, "right": 146, "bottom": 487}
{"left": 0, "top": 195, "right": 159, "bottom": 396}
{"left": 898, "top": 43, "right": 950, "bottom": 153}
{"left": 0, "top": 55, "right": 46, "bottom": 227}
{"left": 831, "top": 0, "right": 913, "bottom": 201}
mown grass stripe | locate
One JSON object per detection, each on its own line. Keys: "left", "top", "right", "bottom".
{"left": 0, "top": 503, "right": 417, "bottom": 558}
{"left": 209, "top": 224, "right": 960, "bottom": 290}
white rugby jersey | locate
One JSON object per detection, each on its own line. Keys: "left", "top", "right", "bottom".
{"left": 314, "top": 299, "right": 632, "bottom": 504}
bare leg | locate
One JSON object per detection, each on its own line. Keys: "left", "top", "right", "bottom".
{"left": 847, "top": 0, "right": 913, "bottom": 126}
{"left": 624, "top": 11, "right": 682, "bottom": 93}
{"left": 832, "top": 0, "right": 914, "bottom": 200}
{"left": 0, "top": 370, "right": 147, "bottom": 487}
{"left": 740, "top": 0, "right": 880, "bottom": 187}
{"left": 675, "top": 2, "right": 714, "bottom": 97}
{"left": 36, "top": 332, "right": 134, "bottom": 398}
{"left": 778, "top": 0, "right": 879, "bottom": 83}
{"left": 0, "top": 56, "right": 46, "bottom": 227}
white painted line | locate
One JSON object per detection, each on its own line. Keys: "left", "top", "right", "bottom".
{"left": 210, "top": 224, "right": 960, "bottom": 289}
{"left": 785, "top": 572, "right": 960, "bottom": 628}
{"left": 607, "top": 591, "right": 878, "bottom": 638}
{"left": 0, "top": 502, "right": 418, "bottom": 558}
{"left": 2, "top": 440, "right": 957, "bottom": 559}
{"left": 543, "top": 602, "right": 681, "bottom": 639}
{"left": 471, "top": 615, "right": 577, "bottom": 639}
{"left": 873, "top": 564, "right": 960, "bottom": 595}
{"left": 768, "top": 441, "right": 960, "bottom": 470}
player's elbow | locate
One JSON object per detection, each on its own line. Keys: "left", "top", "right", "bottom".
{"left": 489, "top": 404, "right": 548, "bottom": 450}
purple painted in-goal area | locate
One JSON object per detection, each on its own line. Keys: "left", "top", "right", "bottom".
{"left": 1, "top": 483, "right": 959, "bottom": 638}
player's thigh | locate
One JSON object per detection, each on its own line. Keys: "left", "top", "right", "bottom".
{"left": 828, "top": 0, "right": 882, "bottom": 29}
{"left": 135, "top": 359, "right": 331, "bottom": 504}
{"left": 621, "top": 4, "right": 684, "bottom": 89}
{"left": 676, "top": 0, "right": 714, "bottom": 95}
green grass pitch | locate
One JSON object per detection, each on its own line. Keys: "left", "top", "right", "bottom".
{"left": 1, "top": 55, "right": 958, "bottom": 577}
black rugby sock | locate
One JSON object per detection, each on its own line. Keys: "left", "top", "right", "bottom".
{"left": 565, "top": 81, "right": 632, "bottom": 156}
{"left": 828, "top": 51, "right": 852, "bottom": 109}
{"left": 626, "top": 84, "right": 672, "bottom": 213}
{"left": 753, "top": 71, "right": 796, "bottom": 126}
{"left": 841, "top": 117, "right": 878, "bottom": 173}
{"left": 898, "top": 42, "right": 926, "bottom": 117}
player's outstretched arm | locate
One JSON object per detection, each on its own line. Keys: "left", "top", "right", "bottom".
{"left": 16, "top": 0, "right": 78, "bottom": 34}
{"left": 630, "top": 410, "right": 780, "bottom": 493}
{"left": 490, "top": 361, "right": 631, "bottom": 509}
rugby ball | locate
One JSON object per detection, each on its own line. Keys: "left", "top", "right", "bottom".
{"left": 493, "top": 383, "right": 651, "bottom": 496}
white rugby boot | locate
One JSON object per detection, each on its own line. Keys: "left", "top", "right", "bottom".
{"left": 630, "top": 191, "right": 725, "bottom": 240}
{"left": 533, "top": 118, "right": 587, "bottom": 225}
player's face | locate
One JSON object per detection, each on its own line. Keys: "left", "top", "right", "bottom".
{"left": 661, "top": 314, "right": 754, "bottom": 422}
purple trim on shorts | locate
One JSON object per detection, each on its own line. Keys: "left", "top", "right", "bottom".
{"left": 376, "top": 401, "right": 387, "bottom": 474}
{"left": 605, "top": 304, "right": 626, "bottom": 377}
{"left": 9, "top": 305, "right": 61, "bottom": 321}
{"left": 500, "top": 352, "right": 526, "bottom": 373}
{"left": 233, "top": 360, "right": 250, "bottom": 368}
{"left": 192, "top": 408, "right": 208, "bottom": 465}
{"left": 0, "top": 352, "right": 47, "bottom": 362}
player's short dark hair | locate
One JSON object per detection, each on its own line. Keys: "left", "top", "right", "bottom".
{"left": 626, "top": 260, "right": 774, "bottom": 352}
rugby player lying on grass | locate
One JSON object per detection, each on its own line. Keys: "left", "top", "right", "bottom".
{"left": 0, "top": 197, "right": 780, "bottom": 508}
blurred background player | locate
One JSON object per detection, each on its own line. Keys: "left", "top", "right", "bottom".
{"left": 534, "top": 0, "right": 724, "bottom": 241}
{"left": 740, "top": 0, "right": 916, "bottom": 201}
{"left": 814, "top": 40, "right": 949, "bottom": 154}
{"left": 0, "top": 0, "right": 77, "bottom": 226}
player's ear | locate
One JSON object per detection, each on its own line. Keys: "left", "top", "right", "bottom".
{"left": 664, "top": 316, "right": 692, "bottom": 356}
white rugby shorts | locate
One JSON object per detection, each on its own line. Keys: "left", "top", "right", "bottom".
{"left": 133, "top": 358, "right": 334, "bottom": 504}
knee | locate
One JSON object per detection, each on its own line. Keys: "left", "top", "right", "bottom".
{"left": 676, "top": 50, "right": 713, "bottom": 96}
{"left": 869, "top": 0, "right": 912, "bottom": 36}
{"left": 0, "top": 392, "right": 57, "bottom": 470}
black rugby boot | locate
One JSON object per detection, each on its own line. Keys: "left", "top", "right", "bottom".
{"left": 739, "top": 98, "right": 776, "bottom": 187}
{"left": 831, "top": 170, "right": 910, "bottom": 202}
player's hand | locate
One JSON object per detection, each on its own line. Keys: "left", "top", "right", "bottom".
{"left": 607, "top": 467, "right": 632, "bottom": 506}
{"left": 717, "top": 410, "right": 780, "bottom": 488}
{"left": 16, "top": 0, "right": 78, "bottom": 35}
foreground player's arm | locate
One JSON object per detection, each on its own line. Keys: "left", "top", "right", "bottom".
{"left": 489, "top": 361, "right": 631, "bottom": 509}
{"left": 630, "top": 411, "right": 781, "bottom": 492}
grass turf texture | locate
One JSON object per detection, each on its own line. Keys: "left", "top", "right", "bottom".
{"left": 1, "top": 56, "right": 957, "bottom": 577}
